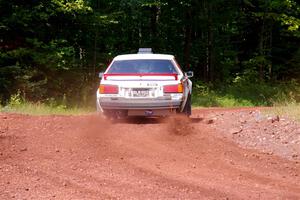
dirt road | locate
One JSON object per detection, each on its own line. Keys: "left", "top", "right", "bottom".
{"left": 1, "top": 108, "right": 300, "bottom": 199}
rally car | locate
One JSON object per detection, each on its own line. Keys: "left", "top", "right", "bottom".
{"left": 96, "top": 48, "right": 193, "bottom": 118}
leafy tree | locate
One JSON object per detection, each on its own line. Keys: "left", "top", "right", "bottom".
{"left": 1, "top": 0, "right": 300, "bottom": 105}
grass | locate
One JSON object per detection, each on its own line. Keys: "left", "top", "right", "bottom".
{"left": 2, "top": 80, "right": 300, "bottom": 116}
{"left": 1, "top": 93, "right": 93, "bottom": 115}
{"left": 4, "top": 103, "right": 93, "bottom": 115}
{"left": 191, "top": 81, "right": 300, "bottom": 121}
{"left": 1, "top": 102, "right": 93, "bottom": 115}
{"left": 192, "top": 92, "right": 254, "bottom": 107}
{"left": 3, "top": 98, "right": 299, "bottom": 121}
{"left": 192, "top": 80, "right": 300, "bottom": 108}
{"left": 265, "top": 103, "right": 300, "bottom": 121}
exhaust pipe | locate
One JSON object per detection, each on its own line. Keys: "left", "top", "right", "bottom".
{"left": 145, "top": 110, "right": 154, "bottom": 116}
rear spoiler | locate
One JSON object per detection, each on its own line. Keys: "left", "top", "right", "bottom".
{"left": 104, "top": 74, "right": 178, "bottom": 80}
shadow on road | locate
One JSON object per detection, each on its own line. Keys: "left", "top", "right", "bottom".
{"left": 112, "top": 116, "right": 204, "bottom": 125}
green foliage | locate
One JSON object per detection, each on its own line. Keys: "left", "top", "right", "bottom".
{"left": 1, "top": 0, "right": 300, "bottom": 107}
{"left": 52, "top": 0, "right": 92, "bottom": 14}
{"left": 8, "top": 90, "right": 23, "bottom": 107}
{"left": 2, "top": 92, "right": 92, "bottom": 115}
{"left": 192, "top": 80, "right": 300, "bottom": 107}
{"left": 2, "top": 102, "right": 92, "bottom": 116}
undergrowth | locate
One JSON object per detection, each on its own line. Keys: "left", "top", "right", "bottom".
{"left": 1, "top": 79, "right": 300, "bottom": 115}
{"left": 1, "top": 91, "right": 92, "bottom": 115}
{"left": 265, "top": 103, "right": 300, "bottom": 121}
{"left": 192, "top": 80, "right": 300, "bottom": 107}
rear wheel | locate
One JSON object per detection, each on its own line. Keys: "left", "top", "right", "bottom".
{"left": 103, "top": 109, "right": 128, "bottom": 120}
{"left": 102, "top": 109, "right": 115, "bottom": 120}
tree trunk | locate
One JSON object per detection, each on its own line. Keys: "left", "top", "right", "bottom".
{"left": 150, "top": 6, "right": 158, "bottom": 41}
{"left": 93, "top": 28, "right": 98, "bottom": 74}
{"left": 184, "top": 9, "right": 192, "bottom": 70}
{"left": 259, "top": 21, "right": 264, "bottom": 81}
{"left": 258, "top": 5, "right": 269, "bottom": 82}
{"left": 269, "top": 26, "right": 273, "bottom": 80}
{"left": 207, "top": 2, "right": 214, "bottom": 82}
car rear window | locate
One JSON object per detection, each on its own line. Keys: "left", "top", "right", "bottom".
{"left": 107, "top": 59, "right": 177, "bottom": 74}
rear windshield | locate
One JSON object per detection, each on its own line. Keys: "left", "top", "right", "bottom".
{"left": 107, "top": 59, "right": 177, "bottom": 74}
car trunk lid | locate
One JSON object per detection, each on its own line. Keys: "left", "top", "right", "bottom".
{"left": 104, "top": 73, "right": 178, "bottom": 81}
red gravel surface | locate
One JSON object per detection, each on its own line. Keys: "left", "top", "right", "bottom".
{"left": 0, "top": 108, "right": 299, "bottom": 199}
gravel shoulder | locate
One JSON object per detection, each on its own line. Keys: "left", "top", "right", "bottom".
{"left": 0, "top": 108, "right": 299, "bottom": 199}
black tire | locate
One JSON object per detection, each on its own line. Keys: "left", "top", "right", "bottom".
{"left": 103, "top": 109, "right": 128, "bottom": 120}
{"left": 101, "top": 109, "right": 115, "bottom": 120}
{"left": 182, "top": 94, "right": 192, "bottom": 117}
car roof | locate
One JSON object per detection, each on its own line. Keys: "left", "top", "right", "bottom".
{"left": 113, "top": 54, "right": 174, "bottom": 61}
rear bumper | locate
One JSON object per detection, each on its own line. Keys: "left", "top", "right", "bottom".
{"left": 98, "top": 97, "right": 181, "bottom": 110}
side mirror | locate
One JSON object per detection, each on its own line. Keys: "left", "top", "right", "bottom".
{"left": 99, "top": 72, "right": 104, "bottom": 78}
{"left": 185, "top": 71, "right": 194, "bottom": 78}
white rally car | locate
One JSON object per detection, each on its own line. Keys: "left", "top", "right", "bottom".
{"left": 96, "top": 48, "right": 193, "bottom": 118}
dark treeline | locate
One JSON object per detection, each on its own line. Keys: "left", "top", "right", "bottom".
{"left": 1, "top": 0, "right": 300, "bottom": 105}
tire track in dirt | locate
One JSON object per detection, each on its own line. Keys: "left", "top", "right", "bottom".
{"left": 0, "top": 110, "right": 300, "bottom": 199}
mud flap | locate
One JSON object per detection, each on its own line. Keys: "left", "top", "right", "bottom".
{"left": 182, "top": 94, "right": 192, "bottom": 116}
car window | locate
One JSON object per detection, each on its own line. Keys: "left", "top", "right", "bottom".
{"left": 107, "top": 59, "right": 177, "bottom": 74}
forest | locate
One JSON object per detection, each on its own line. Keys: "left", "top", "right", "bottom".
{"left": 1, "top": 0, "right": 300, "bottom": 108}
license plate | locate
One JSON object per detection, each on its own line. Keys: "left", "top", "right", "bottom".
{"left": 132, "top": 89, "right": 149, "bottom": 97}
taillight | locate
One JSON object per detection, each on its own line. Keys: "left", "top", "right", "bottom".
{"left": 99, "top": 85, "right": 118, "bottom": 94}
{"left": 163, "top": 83, "right": 183, "bottom": 93}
